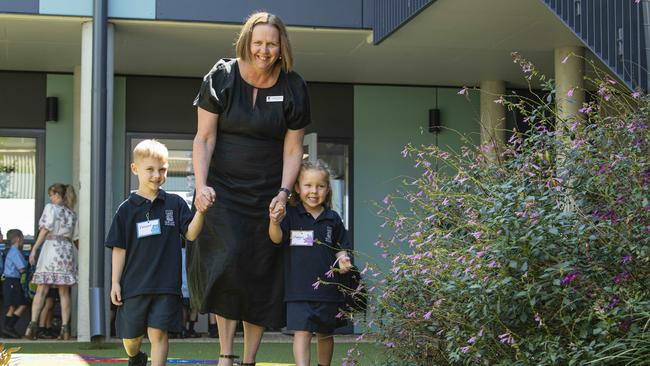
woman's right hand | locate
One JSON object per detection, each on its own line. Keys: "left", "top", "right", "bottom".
{"left": 195, "top": 185, "right": 216, "bottom": 213}
{"left": 29, "top": 251, "right": 36, "bottom": 266}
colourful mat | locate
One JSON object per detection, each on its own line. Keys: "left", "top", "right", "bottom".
{"left": 10, "top": 354, "right": 294, "bottom": 365}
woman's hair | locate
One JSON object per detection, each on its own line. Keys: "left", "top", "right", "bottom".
{"left": 235, "top": 12, "right": 294, "bottom": 72}
{"left": 290, "top": 159, "right": 333, "bottom": 208}
{"left": 49, "top": 183, "right": 77, "bottom": 209}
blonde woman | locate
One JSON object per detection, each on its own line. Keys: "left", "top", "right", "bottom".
{"left": 25, "top": 183, "right": 78, "bottom": 340}
{"left": 190, "top": 11, "right": 310, "bottom": 366}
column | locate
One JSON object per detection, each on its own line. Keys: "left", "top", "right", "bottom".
{"left": 480, "top": 80, "right": 506, "bottom": 158}
{"left": 554, "top": 46, "right": 585, "bottom": 125}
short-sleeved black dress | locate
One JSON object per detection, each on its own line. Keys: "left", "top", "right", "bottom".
{"left": 189, "top": 58, "right": 311, "bottom": 328}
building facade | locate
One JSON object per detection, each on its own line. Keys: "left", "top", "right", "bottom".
{"left": 0, "top": 0, "right": 647, "bottom": 340}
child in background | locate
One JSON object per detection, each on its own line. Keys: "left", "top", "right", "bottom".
{"left": 3, "top": 229, "right": 28, "bottom": 338}
{"left": 269, "top": 160, "right": 353, "bottom": 366}
{"left": 106, "top": 139, "right": 208, "bottom": 366}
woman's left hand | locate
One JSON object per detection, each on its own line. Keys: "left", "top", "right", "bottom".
{"left": 269, "top": 193, "right": 288, "bottom": 217}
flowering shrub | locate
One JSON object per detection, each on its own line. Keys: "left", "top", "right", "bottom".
{"left": 356, "top": 57, "right": 650, "bottom": 365}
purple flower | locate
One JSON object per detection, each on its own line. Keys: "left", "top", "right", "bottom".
{"left": 423, "top": 310, "right": 432, "bottom": 320}
{"left": 385, "top": 341, "right": 396, "bottom": 348}
{"left": 468, "top": 336, "right": 477, "bottom": 344}
{"left": 622, "top": 255, "right": 632, "bottom": 264}
{"left": 632, "top": 91, "right": 641, "bottom": 98}
{"left": 325, "top": 268, "right": 335, "bottom": 278}
{"left": 312, "top": 280, "right": 321, "bottom": 290}
{"left": 458, "top": 87, "right": 468, "bottom": 96}
{"left": 471, "top": 231, "right": 482, "bottom": 240}
{"left": 614, "top": 272, "right": 630, "bottom": 284}
{"left": 498, "top": 332, "right": 515, "bottom": 345}
{"left": 561, "top": 272, "right": 580, "bottom": 285}
{"left": 609, "top": 296, "right": 620, "bottom": 309}
{"left": 460, "top": 346, "right": 470, "bottom": 353}
{"left": 567, "top": 87, "right": 575, "bottom": 97}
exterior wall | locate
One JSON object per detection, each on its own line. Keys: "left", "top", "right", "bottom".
{"left": 39, "top": 0, "right": 155, "bottom": 19}
{"left": 156, "top": 0, "right": 366, "bottom": 28}
{"left": 353, "top": 85, "right": 480, "bottom": 269}
{"left": 7, "top": 0, "right": 366, "bottom": 28}
{"left": 44, "top": 74, "right": 74, "bottom": 191}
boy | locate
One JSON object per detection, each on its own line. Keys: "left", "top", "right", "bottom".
{"left": 106, "top": 139, "right": 209, "bottom": 366}
{"left": 2, "top": 229, "right": 28, "bottom": 338}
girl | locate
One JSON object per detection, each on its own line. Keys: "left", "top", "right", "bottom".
{"left": 269, "top": 160, "right": 352, "bottom": 366}
{"left": 25, "top": 183, "right": 78, "bottom": 340}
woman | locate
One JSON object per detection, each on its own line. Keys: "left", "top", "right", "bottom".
{"left": 25, "top": 183, "right": 78, "bottom": 340}
{"left": 190, "top": 12, "right": 310, "bottom": 366}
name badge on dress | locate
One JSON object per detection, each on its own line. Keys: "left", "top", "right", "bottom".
{"left": 266, "top": 95, "right": 284, "bottom": 103}
{"left": 290, "top": 230, "right": 314, "bottom": 246}
{"left": 137, "top": 219, "right": 161, "bottom": 238}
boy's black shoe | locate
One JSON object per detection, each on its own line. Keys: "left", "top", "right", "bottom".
{"left": 208, "top": 324, "right": 218, "bottom": 338}
{"left": 37, "top": 327, "right": 56, "bottom": 339}
{"left": 3, "top": 327, "right": 21, "bottom": 339}
{"left": 186, "top": 328, "right": 201, "bottom": 338}
{"left": 128, "top": 351, "right": 148, "bottom": 366}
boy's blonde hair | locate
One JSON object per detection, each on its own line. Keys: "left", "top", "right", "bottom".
{"left": 133, "top": 139, "right": 168, "bottom": 163}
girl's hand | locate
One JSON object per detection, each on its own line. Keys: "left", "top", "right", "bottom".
{"left": 338, "top": 255, "right": 352, "bottom": 274}
{"left": 269, "top": 208, "right": 285, "bottom": 224}
{"left": 269, "top": 193, "right": 288, "bottom": 214}
{"left": 29, "top": 251, "right": 36, "bottom": 266}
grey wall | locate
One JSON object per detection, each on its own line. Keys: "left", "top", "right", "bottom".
{"left": 156, "top": 0, "right": 366, "bottom": 28}
{"left": 126, "top": 76, "right": 353, "bottom": 140}
{"left": 0, "top": 0, "right": 38, "bottom": 14}
{"left": 0, "top": 72, "right": 46, "bottom": 129}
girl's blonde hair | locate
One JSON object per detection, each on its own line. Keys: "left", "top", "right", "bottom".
{"left": 235, "top": 12, "right": 294, "bottom": 72}
{"left": 290, "top": 159, "right": 333, "bottom": 208}
{"left": 49, "top": 183, "right": 77, "bottom": 210}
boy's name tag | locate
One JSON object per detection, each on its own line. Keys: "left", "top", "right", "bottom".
{"left": 290, "top": 230, "right": 314, "bottom": 246}
{"left": 266, "top": 95, "right": 284, "bottom": 103}
{"left": 137, "top": 219, "right": 161, "bottom": 238}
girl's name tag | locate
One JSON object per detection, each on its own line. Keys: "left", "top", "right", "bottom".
{"left": 137, "top": 219, "right": 161, "bottom": 238}
{"left": 266, "top": 95, "right": 284, "bottom": 102}
{"left": 290, "top": 230, "right": 314, "bottom": 246}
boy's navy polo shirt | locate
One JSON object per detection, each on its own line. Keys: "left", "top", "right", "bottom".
{"left": 105, "top": 189, "right": 193, "bottom": 300}
{"left": 280, "top": 203, "right": 352, "bottom": 303}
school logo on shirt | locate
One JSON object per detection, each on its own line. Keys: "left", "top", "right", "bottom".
{"left": 325, "top": 226, "right": 333, "bottom": 244}
{"left": 164, "top": 210, "right": 175, "bottom": 226}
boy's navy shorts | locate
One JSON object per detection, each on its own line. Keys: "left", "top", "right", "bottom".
{"left": 3, "top": 278, "right": 27, "bottom": 306}
{"left": 286, "top": 301, "right": 345, "bottom": 334}
{"left": 116, "top": 294, "right": 183, "bottom": 339}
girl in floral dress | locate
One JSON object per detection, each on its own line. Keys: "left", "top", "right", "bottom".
{"left": 24, "top": 183, "right": 78, "bottom": 340}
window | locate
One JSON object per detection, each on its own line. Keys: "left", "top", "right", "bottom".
{"left": 0, "top": 132, "right": 45, "bottom": 240}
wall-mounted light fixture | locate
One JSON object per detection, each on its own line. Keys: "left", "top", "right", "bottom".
{"left": 429, "top": 88, "right": 441, "bottom": 133}
{"left": 46, "top": 96, "right": 58, "bottom": 122}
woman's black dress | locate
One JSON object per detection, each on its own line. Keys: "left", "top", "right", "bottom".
{"left": 189, "top": 58, "right": 311, "bottom": 328}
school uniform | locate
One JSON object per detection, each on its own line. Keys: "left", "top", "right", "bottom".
{"left": 2, "top": 246, "right": 27, "bottom": 306}
{"left": 280, "top": 203, "right": 352, "bottom": 333}
{"left": 105, "top": 189, "right": 193, "bottom": 338}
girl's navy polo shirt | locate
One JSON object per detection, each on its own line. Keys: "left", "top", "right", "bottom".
{"left": 105, "top": 190, "right": 193, "bottom": 300}
{"left": 280, "top": 203, "right": 352, "bottom": 303}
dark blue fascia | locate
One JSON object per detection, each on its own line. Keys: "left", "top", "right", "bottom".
{"left": 373, "top": 0, "right": 434, "bottom": 44}
{"left": 156, "top": 0, "right": 367, "bottom": 29}
{"left": 542, "top": 0, "right": 647, "bottom": 92}
{"left": 0, "top": 0, "right": 39, "bottom": 14}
